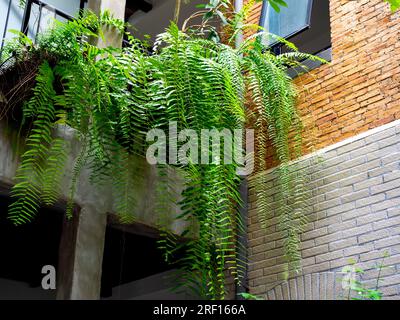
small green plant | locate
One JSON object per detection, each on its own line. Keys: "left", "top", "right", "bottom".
{"left": 342, "top": 252, "right": 390, "bottom": 300}
{"left": 238, "top": 292, "right": 264, "bottom": 300}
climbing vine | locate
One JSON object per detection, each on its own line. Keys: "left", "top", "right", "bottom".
{"left": 0, "top": 1, "right": 324, "bottom": 299}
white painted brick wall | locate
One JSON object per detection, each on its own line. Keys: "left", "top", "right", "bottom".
{"left": 248, "top": 120, "right": 400, "bottom": 299}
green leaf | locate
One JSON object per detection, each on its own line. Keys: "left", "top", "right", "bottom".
{"left": 386, "top": 0, "right": 400, "bottom": 11}
{"left": 238, "top": 293, "right": 263, "bottom": 300}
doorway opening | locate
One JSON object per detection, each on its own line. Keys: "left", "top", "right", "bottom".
{"left": 100, "top": 223, "right": 195, "bottom": 300}
{"left": 0, "top": 194, "right": 63, "bottom": 299}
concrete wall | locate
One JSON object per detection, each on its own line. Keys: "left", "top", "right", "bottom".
{"left": 0, "top": 122, "right": 186, "bottom": 231}
{"left": 35, "top": 0, "right": 81, "bottom": 16}
{"left": 0, "top": 0, "right": 191, "bottom": 300}
{"left": 248, "top": 120, "right": 400, "bottom": 299}
{"left": 0, "top": 121, "right": 186, "bottom": 299}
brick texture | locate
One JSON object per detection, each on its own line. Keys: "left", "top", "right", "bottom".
{"left": 245, "top": 0, "right": 400, "bottom": 169}
{"left": 248, "top": 122, "right": 400, "bottom": 299}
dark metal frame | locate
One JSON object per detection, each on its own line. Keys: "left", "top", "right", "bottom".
{"left": 0, "top": 0, "right": 78, "bottom": 44}
{"left": 1, "top": 0, "right": 80, "bottom": 61}
{"left": 79, "top": 0, "right": 86, "bottom": 11}
{"left": 20, "top": 0, "right": 74, "bottom": 36}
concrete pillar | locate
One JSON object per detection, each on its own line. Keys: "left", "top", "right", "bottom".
{"left": 88, "top": 0, "right": 126, "bottom": 19}
{"left": 57, "top": 205, "right": 108, "bottom": 299}
{"left": 56, "top": 0, "right": 126, "bottom": 300}
{"left": 71, "top": 205, "right": 106, "bottom": 299}
{"left": 88, "top": 0, "right": 127, "bottom": 49}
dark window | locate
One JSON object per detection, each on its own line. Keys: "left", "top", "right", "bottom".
{"left": 260, "top": 0, "right": 331, "bottom": 56}
{"left": 0, "top": 195, "right": 63, "bottom": 299}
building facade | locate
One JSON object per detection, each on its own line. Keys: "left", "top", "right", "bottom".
{"left": 0, "top": 0, "right": 399, "bottom": 300}
{"left": 0, "top": 0, "right": 194, "bottom": 300}
{"left": 246, "top": 0, "right": 400, "bottom": 299}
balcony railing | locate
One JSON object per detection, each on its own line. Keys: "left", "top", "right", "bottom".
{"left": 0, "top": 0, "right": 86, "bottom": 60}
{"left": 20, "top": 0, "right": 75, "bottom": 40}
{"left": 0, "top": 0, "right": 137, "bottom": 62}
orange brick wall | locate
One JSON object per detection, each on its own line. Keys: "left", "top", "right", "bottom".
{"left": 246, "top": 0, "right": 400, "bottom": 161}
{"left": 246, "top": 1, "right": 263, "bottom": 33}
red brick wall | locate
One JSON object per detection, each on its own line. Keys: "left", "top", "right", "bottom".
{"left": 246, "top": 0, "right": 400, "bottom": 164}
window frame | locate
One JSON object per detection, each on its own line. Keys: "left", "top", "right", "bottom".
{"left": 259, "top": 0, "right": 332, "bottom": 76}
{"left": 259, "top": 0, "right": 314, "bottom": 48}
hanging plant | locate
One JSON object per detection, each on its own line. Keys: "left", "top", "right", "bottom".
{"left": 0, "top": 1, "right": 325, "bottom": 299}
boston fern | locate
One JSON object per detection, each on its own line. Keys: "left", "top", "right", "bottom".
{"left": 0, "top": 1, "right": 324, "bottom": 299}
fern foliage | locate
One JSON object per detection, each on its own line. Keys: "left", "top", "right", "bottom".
{"left": 0, "top": 4, "right": 324, "bottom": 298}
{"left": 8, "top": 61, "right": 61, "bottom": 224}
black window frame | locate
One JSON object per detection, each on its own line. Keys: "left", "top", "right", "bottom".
{"left": 259, "top": 0, "right": 314, "bottom": 50}
{"left": 259, "top": 0, "right": 332, "bottom": 76}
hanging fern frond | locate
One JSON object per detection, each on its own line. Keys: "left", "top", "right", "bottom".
{"left": 65, "top": 137, "right": 88, "bottom": 219}
{"left": 244, "top": 38, "right": 313, "bottom": 271}
{"left": 41, "top": 137, "right": 68, "bottom": 206}
{"left": 8, "top": 60, "right": 57, "bottom": 224}
{"left": 110, "top": 147, "right": 145, "bottom": 224}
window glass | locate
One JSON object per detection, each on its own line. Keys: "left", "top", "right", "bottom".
{"left": 27, "top": 0, "right": 80, "bottom": 39}
{"left": 1, "top": 0, "right": 81, "bottom": 51}
{"left": 41, "top": 0, "right": 81, "bottom": 17}
{"left": 261, "top": 0, "right": 313, "bottom": 45}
